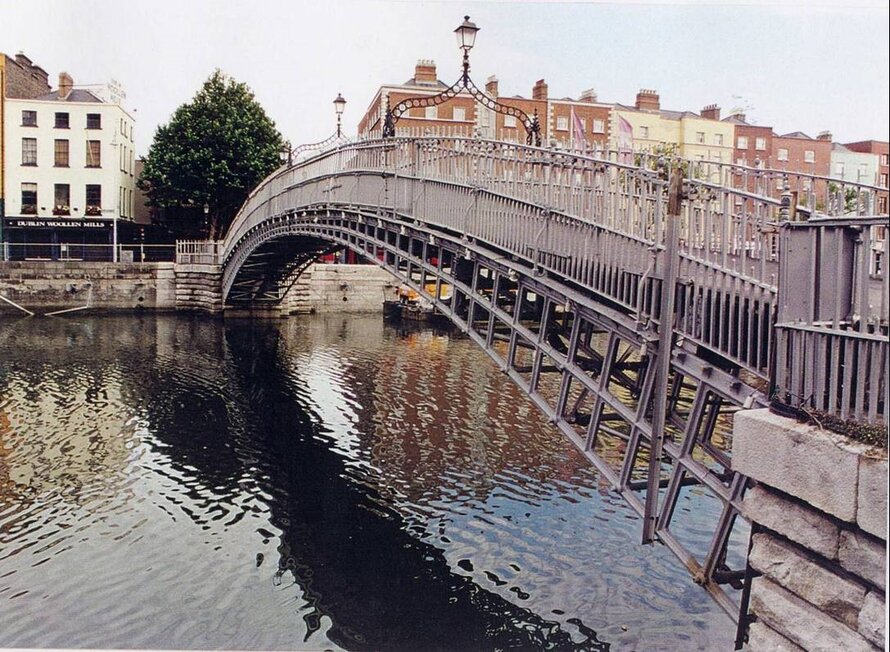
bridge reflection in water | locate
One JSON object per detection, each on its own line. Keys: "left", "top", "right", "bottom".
{"left": 0, "top": 314, "right": 737, "bottom": 649}
{"left": 195, "top": 136, "right": 885, "bottom": 627}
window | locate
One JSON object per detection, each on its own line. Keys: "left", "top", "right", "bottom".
{"left": 86, "top": 113, "right": 102, "bottom": 129}
{"left": 880, "top": 173, "right": 888, "bottom": 188}
{"left": 55, "top": 112, "right": 69, "bottom": 128}
{"left": 424, "top": 106, "right": 437, "bottom": 119}
{"left": 736, "top": 158, "right": 747, "bottom": 166}
{"left": 777, "top": 148, "right": 789, "bottom": 161}
{"left": 54, "top": 139, "right": 69, "bottom": 167}
{"left": 85, "top": 184, "right": 102, "bottom": 215}
{"left": 835, "top": 162, "right": 845, "bottom": 176}
{"left": 86, "top": 140, "right": 101, "bottom": 167}
{"left": 21, "top": 138, "right": 37, "bottom": 166}
{"left": 737, "top": 136, "right": 749, "bottom": 149}
{"left": 858, "top": 164, "right": 869, "bottom": 181}
{"left": 755, "top": 137, "right": 766, "bottom": 151}
{"left": 452, "top": 107, "right": 466, "bottom": 121}
{"left": 640, "top": 126, "right": 649, "bottom": 139}
{"left": 21, "top": 183, "right": 37, "bottom": 214}
{"left": 592, "top": 119, "right": 605, "bottom": 133}
{"left": 556, "top": 116, "right": 568, "bottom": 131}
{"left": 804, "top": 150, "right": 815, "bottom": 163}
{"left": 881, "top": 154, "right": 888, "bottom": 166}
{"left": 696, "top": 131, "right": 705, "bottom": 144}
{"left": 714, "top": 134, "right": 724, "bottom": 146}
{"left": 22, "top": 110, "right": 37, "bottom": 127}
{"left": 504, "top": 115, "right": 517, "bottom": 128}
{"left": 54, "top": 184, "right": 70, "bottom": 214}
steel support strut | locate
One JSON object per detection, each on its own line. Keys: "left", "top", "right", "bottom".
{"left": 643, "top": 166, "right": 683, "bottom": 544}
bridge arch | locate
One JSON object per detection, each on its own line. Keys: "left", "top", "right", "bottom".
{"left": 216, "top": 137, "right": 786, "bottom": 619}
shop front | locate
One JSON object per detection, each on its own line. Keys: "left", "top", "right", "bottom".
{"left": 2, "top": 217, "right": 138, "bottom": 261}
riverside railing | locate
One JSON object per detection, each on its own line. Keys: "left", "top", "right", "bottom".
{"left": 223, "top": 136, "right": 886, "bottom": 384}
{"left": 2, "top": 242, "right": 176, "bottom": 263}
{"left": 773, "top": 216, "right": 888, "bottom": 425}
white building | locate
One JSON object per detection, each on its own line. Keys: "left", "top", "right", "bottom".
{"left": 2, "top": 72, "right": 136, "bottom": 259}
{"left": 830, "top": 142, "right": 880, "bottom": 186}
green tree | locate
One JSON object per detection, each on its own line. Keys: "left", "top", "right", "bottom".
{"left": 138, "top": 70, "right": 283, "bottom": 239}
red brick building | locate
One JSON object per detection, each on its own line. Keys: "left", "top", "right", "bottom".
{"left": 723, "top": 112, "right": 772, "bottom": 167}
{"left": 844, "top": 140, "right": 889, "bottom": 213}
{"left": 357, "top": 60, "right": 612, "bottom": 150}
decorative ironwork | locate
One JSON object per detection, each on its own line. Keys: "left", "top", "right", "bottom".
{"left": 283, "top": 94, "right": 349, "bottom": 166}
{"left": 382, "top": 16, "right": 542, "bottom": 146}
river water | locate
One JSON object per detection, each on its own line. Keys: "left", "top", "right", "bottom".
{"left": 0, "top": 314, "right": 736, "bottom": 650}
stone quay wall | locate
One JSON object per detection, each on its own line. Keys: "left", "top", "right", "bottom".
{"left": 733, "top": 409, "right": 887, "bottom": 651}
{"left": 282, "top": 263, "right": 397, "bottom": 315}
{"left": 0, "top": 261, "right": 176, "bottom": 313}
{"left": 0, "top": 261, "right": 397, "bottom": 316}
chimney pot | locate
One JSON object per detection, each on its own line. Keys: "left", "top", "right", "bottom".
{"left": 532, "top": 79, "right": 548, "bottom": 100}
{"left": 817, "top": 130, "right": 832, "bottom": 142}
{"left": 414, "top": 60, "right": 437, "bottom": 85}
{"left": 701, "top": 104, "right": 721, "bottom": 121}
{"left": 635, "top": 89, "right": 660, "bottom": 112}
{"left": 485, "top": 75, "right": 499, "bottom": 98}
{"left": 580, "top": 88, "right": 598, "bottom": 103}
{"left": 58, "top": 72, "right": 73, "bottom": 99}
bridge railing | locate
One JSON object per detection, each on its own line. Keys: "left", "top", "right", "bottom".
{"left": 774, "top": 216, "right": 888, "bottom": 425}
{"left": 223, "top": 136, "right": 887, "bottom": 381}
{"left": 176, "top": 240, "right": 221, "bottom": 265}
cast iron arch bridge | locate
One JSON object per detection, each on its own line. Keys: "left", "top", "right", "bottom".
{"left": 180, "top": 136, "right": 888, "bottom": 632}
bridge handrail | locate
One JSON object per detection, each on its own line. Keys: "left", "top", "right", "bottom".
{"left": 176, "top": 240, "right": 221, "bottom": 265}
{"left": 774, "top": 215, "right": 887, "bottom": 425}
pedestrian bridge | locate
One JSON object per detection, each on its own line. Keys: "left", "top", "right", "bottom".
{"left": 179, "top": 136, "right": 888, "bottom": 625}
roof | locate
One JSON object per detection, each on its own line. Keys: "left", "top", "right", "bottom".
{"left": 34, "top": 88, "right": 103, "bottom": 103}
{"left": 401, "top": 77, "right": 448, "bottom": 89}
{"left": 614, "top": 103, "right": 699, "bottom": 121}
{"left": 778, "top": 131, "right": 813, "bottom": 140}
{"left": 832, "top": 142, "right": 851, "bottom": 152}
{"left": 723, "top": 115, "right": 749, "bottom": 125}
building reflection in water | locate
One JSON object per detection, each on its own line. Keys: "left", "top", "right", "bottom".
{"left": 0, "top": 313, "right": 734, "bottom": 650}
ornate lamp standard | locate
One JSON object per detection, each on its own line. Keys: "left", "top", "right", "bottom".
{"left": 284, "top": 94, "right": 349, "bottom": 165}
{"left": 382, "top": 16, "right": 542, "bottom": 146}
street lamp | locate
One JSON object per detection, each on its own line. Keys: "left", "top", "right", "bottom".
{"left": 454, "top": 15, "right": 479, "bottom": 74}
{"left": 334, "top": 93, "right": 346, "bottom": 138}
{"left": 383, "top": 16, "right": 541, "bottom": 146}
{"left": 280, "top": 140, "right": 293, "bottom": 167}
{"left": 288, "top": 94, "right": 350, "bottom": 162}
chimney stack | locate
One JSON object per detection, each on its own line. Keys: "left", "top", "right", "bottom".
{"left": 485, "top": 75, "right": 499, "bottom": 97}
{"left": 579, "top": 88, "right": 598, "bottom": 103}
{"left": 635, "top": 89, "right": 660, "bottom": 112}
{"left": 413, "top": 60, "right": 437, "bottom": 85}
{"left": 817, "top": 130, "right": 832, "bottom": 142}
{"left": 701, "top": 104, "right": 721, "bottom": 121}
{"left": 58, "top": 72, "right": 73, "bottom": 99}
{"left": 532, "top": 79, "right": 548, "bottom": 101}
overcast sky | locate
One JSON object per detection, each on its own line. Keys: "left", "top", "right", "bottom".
{"left": 2, "top": 0, "right": 888, "bottom": 156}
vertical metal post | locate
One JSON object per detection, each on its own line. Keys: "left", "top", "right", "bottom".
{"left": 642, "top": 166, "right": 683, "bottom": 544}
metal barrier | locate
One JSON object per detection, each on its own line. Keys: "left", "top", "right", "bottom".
{"left": 222, "top": 135, "right": 886, "bottom": 424}
{"left": 1, "top": 242, "right": 176, "bottom": 263}
{"left": 175, "top": 240, "right": 221, "bottom": 265}
{"left": 774, "top": 216, "right": 888, "bottom": 425}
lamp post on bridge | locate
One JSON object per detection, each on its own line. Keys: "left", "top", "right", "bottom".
{"left": 382, "top": 16, "right": 542, "bottom": 146}
{"left": 285, "top": 94, "right": 349, "bottom": 165}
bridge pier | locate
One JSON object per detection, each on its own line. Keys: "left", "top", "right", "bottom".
{"left": 733, "top": 409, "right": 886, "bottom": 651}
{"left": 173, "top": 263, "right": 223, "bottom": 314}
